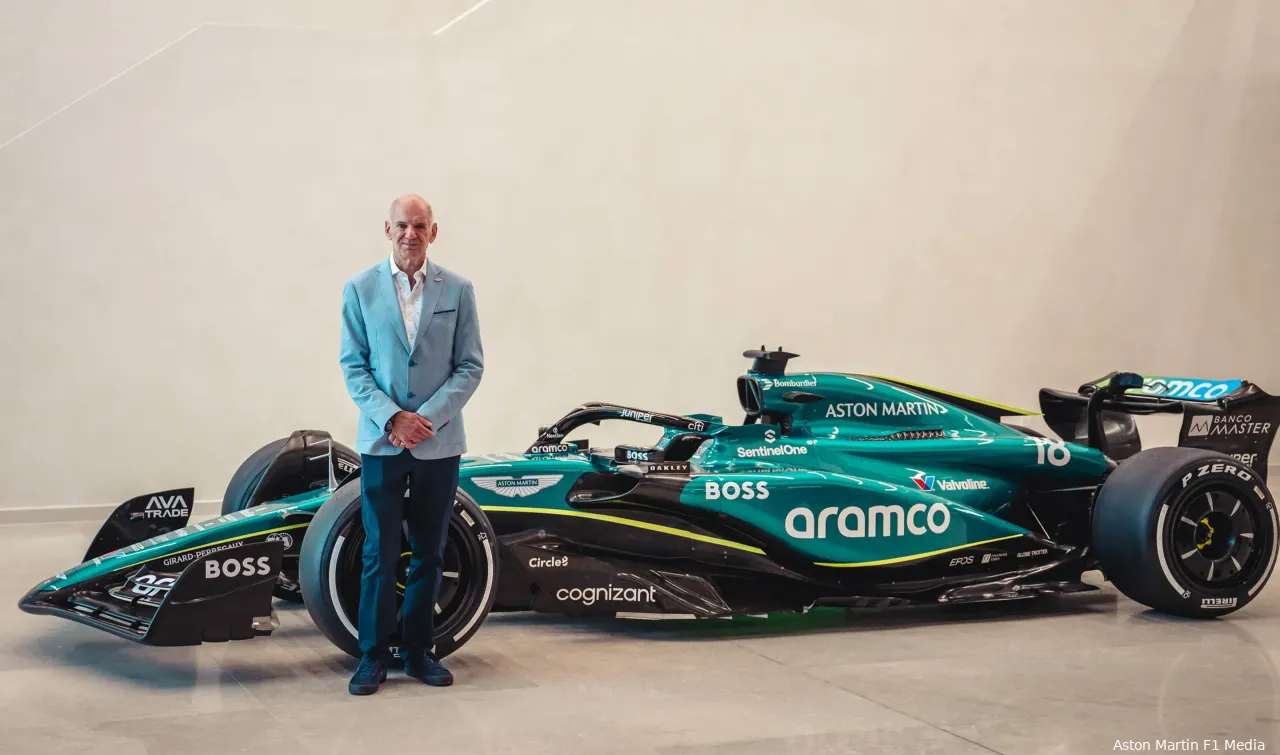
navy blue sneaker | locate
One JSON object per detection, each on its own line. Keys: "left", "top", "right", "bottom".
{"left": 404, "top": 649, "right": 453, "bottom": 687}
{"left": 348, "top": 656, "right": 387, "bottom": 696}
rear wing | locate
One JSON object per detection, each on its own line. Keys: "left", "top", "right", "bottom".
{"left": 1041, "top": 372, "right": 1278, "bottom": 479}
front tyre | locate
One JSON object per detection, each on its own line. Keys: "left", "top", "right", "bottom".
{"left": 297, "top": 480, "right": 499, "bottom": 660}
{"left": 1093, "top": 447, "right": 1279, "bottom": 618}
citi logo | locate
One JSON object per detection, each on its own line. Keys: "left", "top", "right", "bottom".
{"left": 144, "top": 495, "right": 189, "bottom": 519}
{"left": 786, "top": 502, "right": 951, "bottom": 539}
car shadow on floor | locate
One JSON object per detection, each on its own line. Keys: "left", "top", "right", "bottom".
{"left": 482, "top": 589, "right": 1122, "bottom": 645}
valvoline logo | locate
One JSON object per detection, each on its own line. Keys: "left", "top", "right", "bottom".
{"left": 910, "top": 470, "right": 990, "bottom": 492}
{"left": 911, "top": 471, "right": 936, "bottom": 491}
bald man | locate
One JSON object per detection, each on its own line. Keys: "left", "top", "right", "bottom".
{"left": 338, "top": 194, "right": 484, "bottom": 695}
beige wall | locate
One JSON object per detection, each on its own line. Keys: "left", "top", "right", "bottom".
{"left": 1, "top": 0, "right": 1277, "bottom": 511}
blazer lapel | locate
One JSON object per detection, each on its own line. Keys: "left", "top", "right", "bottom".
{"left": 377, "top": 261, "right": 411, "bottom": 354}
{"left": 412, "top": 259, "right": 445, "bottom": 354}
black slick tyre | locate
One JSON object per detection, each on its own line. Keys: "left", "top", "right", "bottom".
{"left": 297, "top": 480, "right": 499, "bottom": 660}
{"left": 1093, "top": 446, "right": 1278, "bottom": 618}
{"left": 221, "top": 438, "right": 303, "bottom": 602}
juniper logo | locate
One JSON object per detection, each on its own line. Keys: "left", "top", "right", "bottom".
{"left": 473, "top": 475, "right": 563, "bottom": 498}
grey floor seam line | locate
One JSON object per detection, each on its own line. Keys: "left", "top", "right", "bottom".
{"left": 733, "top": 641, "right": 1008, "bottom": 755}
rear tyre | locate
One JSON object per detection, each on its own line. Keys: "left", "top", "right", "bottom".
{"left": 298, "top": 480, "right": 499, "bottom": 660}
{"left": 221, "top": 438, "right": 302, "bottom": 602}
{"left": 1093, "top": 447, "right": 1278, "bottom": 618}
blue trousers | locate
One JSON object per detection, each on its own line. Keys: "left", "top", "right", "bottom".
{"left": 357, "top": 451, "right": 460, "bottom": 661}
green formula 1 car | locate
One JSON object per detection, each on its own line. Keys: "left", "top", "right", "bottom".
{"left": 19, "top": 348, "right": 1280, "bottom": 659}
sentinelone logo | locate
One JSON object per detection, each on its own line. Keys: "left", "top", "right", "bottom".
{"left": 737, "top": 444, "right": 809, "bottom": 459}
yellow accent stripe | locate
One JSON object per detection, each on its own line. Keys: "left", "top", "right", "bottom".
{"left": 109, "top": 523, "right": 311, "bottom": 574}
{"left": 860, "top": 374, "right": 1039, "bottom": 416}
{"left": 814, "top": 534, "right": 1025, "bottom": 568}
{"left": 480, "top": 505, "right": 767, "bottom": 555}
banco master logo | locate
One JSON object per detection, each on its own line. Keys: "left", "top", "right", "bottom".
{"left": 910, "top": 471, "right": 990, "bottom": 492}
{"left": 473, "top": 475, "right": 563, "bottom": 498}
{"left": 786, "top": 502, "right": 951, "bottom": 539}
{"left": 760, "top": 376, "right": 818, "bottom": 391}
{"left": 1187, "top": 414, "right": 1272, "bottom": 439}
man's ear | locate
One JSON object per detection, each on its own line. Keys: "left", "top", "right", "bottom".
{"left": 429, "top": 223, "right": 439, "bottom": 243}
{"left": 384, "top": 220, "right": 393, "bottom": 239}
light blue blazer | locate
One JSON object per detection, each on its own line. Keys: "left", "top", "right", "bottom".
{"left": 339, "top": 258, "right": 484, "bottom": 459}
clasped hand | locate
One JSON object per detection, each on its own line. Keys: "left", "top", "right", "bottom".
{"left": 389, "top": 411, "right": 434, "bottom": 449}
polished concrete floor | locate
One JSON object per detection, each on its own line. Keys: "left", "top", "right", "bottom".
{"left": 2, "top": 519, "right": 1279, "bottom": 755}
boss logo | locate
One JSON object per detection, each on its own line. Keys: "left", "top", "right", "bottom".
{"left": 705, "top": 481, "right": 769, "bottom": 501}
{"left": 205, "top": 556, "right": 273, "bottom": 579}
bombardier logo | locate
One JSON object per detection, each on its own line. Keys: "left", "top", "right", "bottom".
{"left": 473, "top": 475, "right": 563, "bottom": 498}
{"left": 786, "top": 502, "right": 951, "bottom": 539}
{"left": 911, "top": 471, "right": 990, "bottom": 492}
{"left": 142, "top": 495, "right": 189, "bottom": 520}
{"left": 760, "top": 376, "right": 818, "bottom": 391}
{"left": 1187, "top": 414, "right": 1272, "bottom": 439}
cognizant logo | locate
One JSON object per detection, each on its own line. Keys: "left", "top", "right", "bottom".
{"left": 556, "top": 585, "right": 657, "bottom": 606}
{"left": 785, "top": 503, "right": 951, "bottom": 539}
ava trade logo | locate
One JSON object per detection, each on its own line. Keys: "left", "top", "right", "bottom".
{"left": 910, "top": 471, "right": 990, "bottom": 492}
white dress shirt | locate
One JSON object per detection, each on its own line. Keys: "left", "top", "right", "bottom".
{"left": 389, "top": 254, "right": 427, "bottom": 345}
